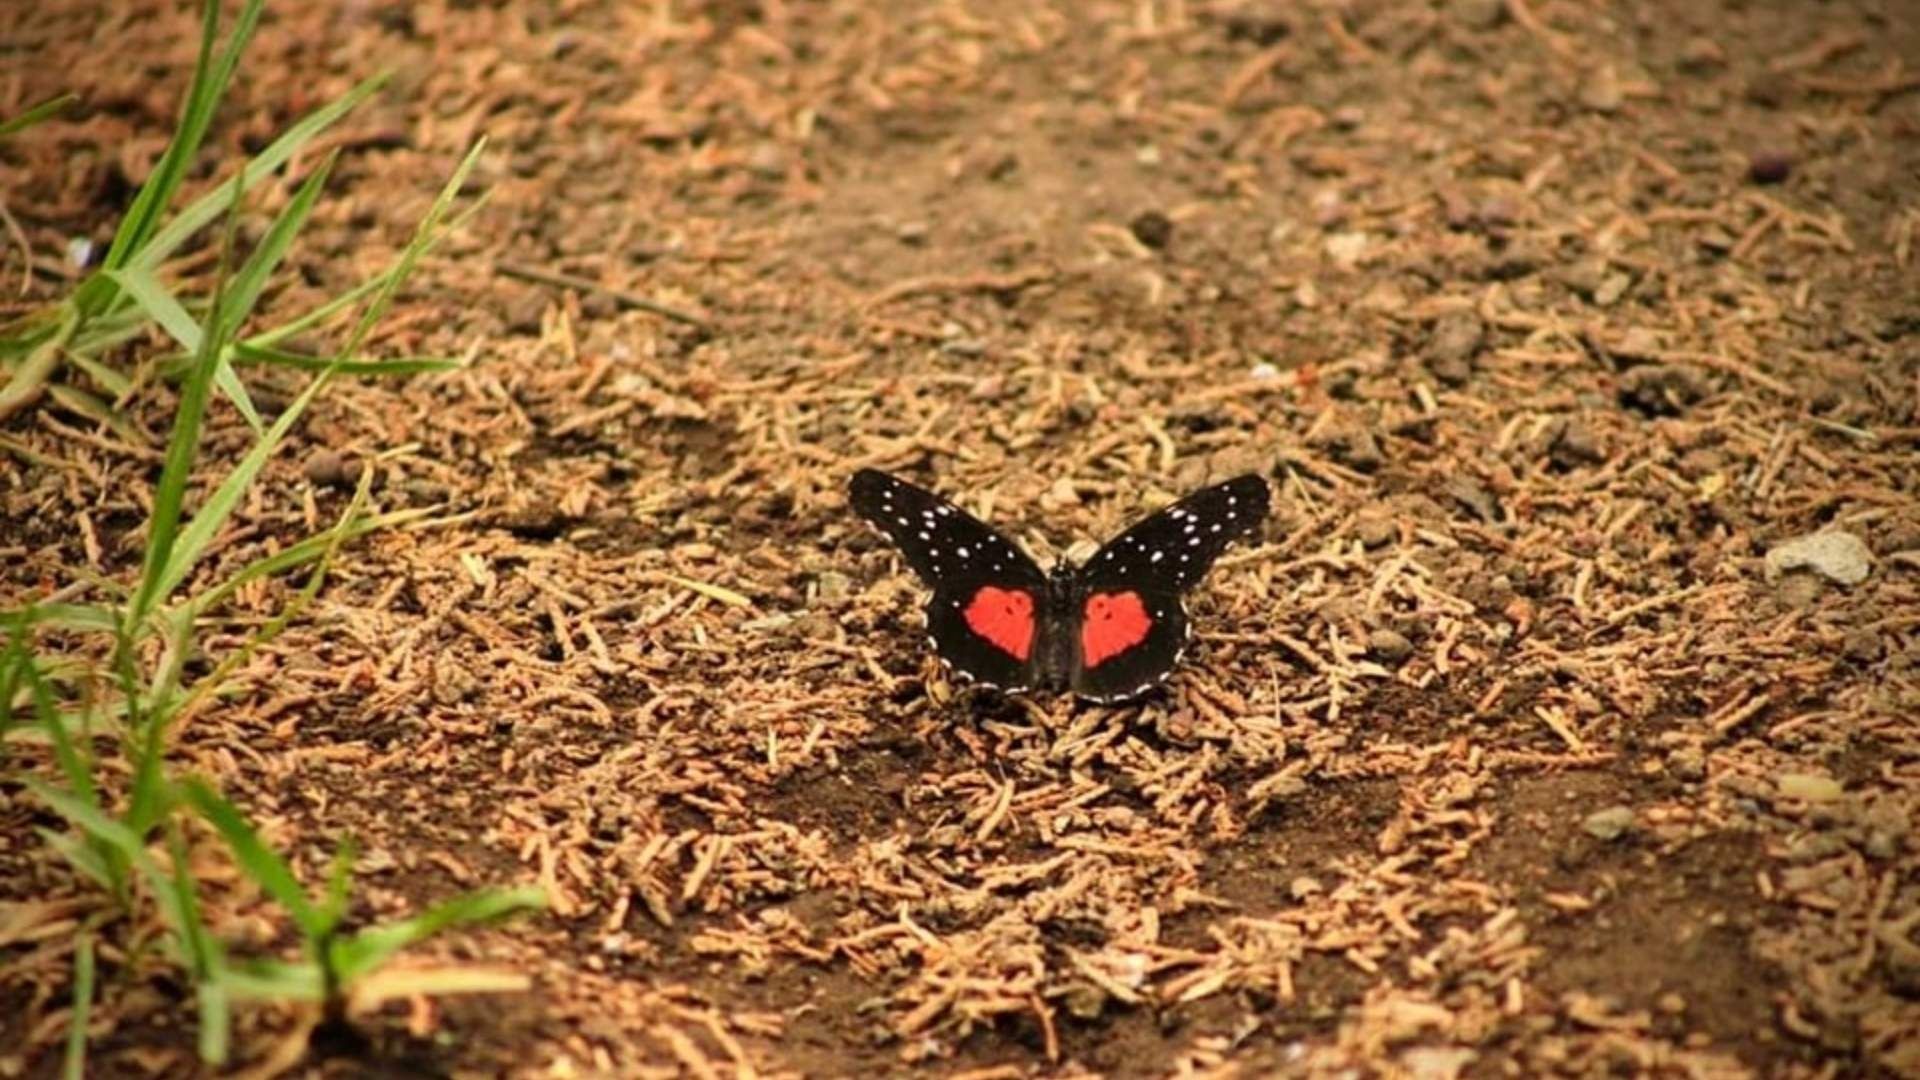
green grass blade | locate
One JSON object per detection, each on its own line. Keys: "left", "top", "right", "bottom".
{"left": 220, "top": 151, "right": 336, "bottom": 332}
{"left": 25, "top": 662, "right": 99, "bottom": 810}
{"left": 125, "top": 176, "right": 245, "bottom": 634}
{"left": 103, "top": 267, "right": 203, "bottom": 352}
{"left": 125, "top": 610, "right": 191, "bottom": 838}
{"left": 63, "top": 930, "right": 95, "bottom": 1080}
{"left": 231, "top": 342, "right": 463, "bottom": 377}
{"left": 331, "top": 887, "right": 545, "bottom": 986}
{"left": 153, "top": 374, "right": 324, "bottom": 605}
{"left": 0, "top": 93, "right": 76, "bottom": 140}
{"left": 336, "top": 139, "right": 487, "bottom": 363}
{"left": 211, "top": 356, "right": 263, "bottom": 434}
{"left": 0, "top": 306, "right": 76, "bottom": 423}
{"left": 180, "top": 778, "right": 322, "bottom": 938}
{"left": 1, "top": 614, "right": 30, "bottom": 729}
{"left": 320, "top": 837, "right": 357, "bottom": 930}
{"left": 105, "top": 256, "right": 261, "bottom": 434}
{"left": 165, "top": 823, "right": 230, "bottom": 1065}
{"left": 44, "top": 383, "right": 143, "bottom": 445}
{"left": 65, "top": 351, "right": 136, "bottom": 400}
{"left": 183, "top": 506, "right": 430, "bottom": 619}
{"left": 26, "top": 779, "right": 169, "bottom": 915}
{"left": 129, "top": 72, "right": 387, "bottom": 277}
{"left": 239, "top": 193, "right": 483, "bottom": 354}
{"left": 197, "top": 979, "right": 231, "bottom": 1066}
{"left": 242, "top": 272, "right": 389, "bottom": 350}
{"left": 223, "top": 957, "right": 324, "bottom": 1001}
{"left": 11, "top": 604, "right": 120, "bottom": 634}
{"left": 87, "top": 0, "right": 245, "bottom": 290}
{"left": 148, "top": 139, "right": 485, "bottom": 605}
{"left": 36, "top": 828, "right": 114, "bottom": 891}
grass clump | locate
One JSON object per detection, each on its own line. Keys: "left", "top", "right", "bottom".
{"left": 2, "top": 0, "right": 543, "bottom": 1071}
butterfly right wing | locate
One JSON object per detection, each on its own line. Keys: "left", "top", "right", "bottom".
{"left": 848, "top": 468, "right": 1049, "bottom": 691}
{"left": 1071, "top": 474, "right": 1271, "bottom": 701}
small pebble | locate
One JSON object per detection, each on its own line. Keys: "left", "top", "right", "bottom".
{"left": 1325, "top": 231, "right": 1370, "bottom": 268}
{"left": 1579, "top": 64, "right": 1623, "bottom": 113}
{"left": 814, "top": 571, "right": 851, "bottom": 602}
{"left": 1354, "top": 512, "right": 1396, "bottom": 549}
{"left": 1456, "top": 0, "right": 1505, "bottom": 29}
{"left": 1612, "top": 327, "right": 1662, "bottom": 359}
{"left": 745, "top": 141, "right": 787, "bottom": 179}
{"left": 1129, "top": 210, "right": 1173, "bottom": 250}
{"left": 504, "top": 291, "right": 548, "bottom": 334}
{"left": 1842, "top": 627, "right": 1883, "bottom": 663}
{"left": 1765, "top": 530, "right": 1872, "bottom": 586}
{"left": 1679, "top": 36, "right": 1725, "bottom": 72}
{"left": 1368, "top": 628, "right": 1413, "bottom": 663}
{"left": 1425, "top": 311, "right": 1485, "bottom": 365}
{"left": 896, "top": 220, "right": 929, "bottom": 245}
{"left": 1582, "top": 805, "right": 1636, "bottom": 841}
{"left": 303, "top": 448, "right": 362, "bottom": 490}
{"left": 1748, "top": 150, "right": 1793, "bottom": 185}
{"left": 1775, "top": 773, "right": 1843, "bottom": 803}
{"left": 1552, "top": 420, "right": 1606, "bottom": 466}
{"left": 1593, "top": 271, "right": 1631, "bottom": 307}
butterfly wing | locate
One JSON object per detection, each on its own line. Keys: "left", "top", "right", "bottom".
{"left": 848, "top": 468, "right": 1050, "bottom": 692}
{"left": 1070, "top": 474, "right": 1270, "bottom": 701}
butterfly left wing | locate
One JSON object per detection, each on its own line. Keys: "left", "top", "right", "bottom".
{"left": 1070, "top": 474, "right": 1270, "bottom": 701}
{"left": 848, "top": 468, "right": 1050, "bottom": 692}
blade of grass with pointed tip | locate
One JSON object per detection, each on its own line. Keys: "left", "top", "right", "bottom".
{"left": 82, "top": 0, "right": 263, "bottom": 311}
{"left": 124, "top": 299, "right": 221, "bottom": 631}
{"left": 240, "top": 192, "right": 484, "bottom": 352}
{"left": 15, "top": 604, "right": 120, "bottom": 634}
{"left": 45, "top": 383, "right": 144, "bottom": 445}
{"left": 25, "top": 662, "right": 99, "bottom": 814}
{"left": 180, "top": 778, "right": 322, "bottom": 938}
{"left": 152, "top": 144, "right": 485, "bottom": 604}
{"left": 230, "top": 343, "right": 462, "bottom": 377}
{"left": 0, "top": 93, "right": 76, "bottom": 140}
{"left": 103, "top": 266, "right": 202, "bottom": 352}
{"left": 183, "top": 506, "right": 431, "bottom": 620}
{"left": 26, "top": 780, "right": 185, "bottom": 926}
{"left": 219, "top": 151, "right": 336, "bottom": 334}
{"left": 125, "top": 171, "right": 247, "bottom": 637}
{"left": 64, "top": 351, "right": 135, "bottom": 401}
{"left": 127, "top": 72, "right": 387, "bottom": 279}
{"left": 330, "top": 887, "right": 545, "bottom": 986}
{"left": 334, "top": 138, "right": 487, "bottom": 364}
{"left": 102, "top": 266, "right": 262, "bottom": 434}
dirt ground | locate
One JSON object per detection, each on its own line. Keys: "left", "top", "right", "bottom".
{"left": 3, "top": 0, "right": 1919, "bottom": 1076}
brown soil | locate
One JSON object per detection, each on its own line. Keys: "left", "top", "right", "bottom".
{"left": 4, "top": 0, "right": 1919, "bottom": 1077}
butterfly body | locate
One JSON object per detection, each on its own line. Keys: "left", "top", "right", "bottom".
{"left": 849, "top": 468, "right": 1269, "bottom": 703}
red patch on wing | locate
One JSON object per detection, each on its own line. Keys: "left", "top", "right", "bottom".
{"left": 1081, "top": 591, "right": 1152, "bottom": 668}
{"left": 963, "top": 586, "right": 1035, "bottom": 661}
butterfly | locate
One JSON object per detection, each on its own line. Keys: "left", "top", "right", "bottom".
{"left": 848, "top": 468, "right": 1270, "bottom": 703}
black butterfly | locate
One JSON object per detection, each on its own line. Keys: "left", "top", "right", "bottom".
{"left": 848, "top": 468, "right": 1270, "bottom": 702}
